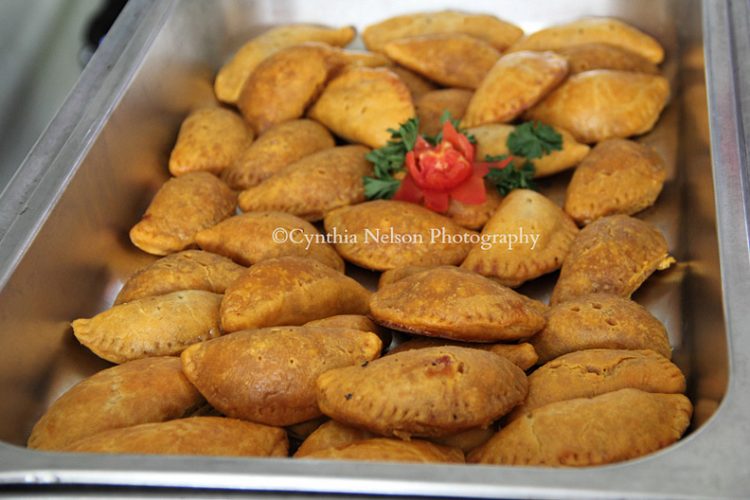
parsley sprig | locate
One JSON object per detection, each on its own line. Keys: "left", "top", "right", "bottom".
{"left": 363, "top": 118, "right": 418, "bottom": 199}
{"left": 484, "top": 157, "right": 537, "bottom": 196}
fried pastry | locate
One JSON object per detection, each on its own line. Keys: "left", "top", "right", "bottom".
{"left": 524, "top": 70, "right": 670, "bottom": 143}
{"left": 530, "top": 293, "right": 672, "bottom": 363}
{"left": 416, "top": 89, "right": 473, "bottom": 137}
{"left": 129, "top": 172, "right": 236, "bottom": 256}
{"left": 295, "top": 420, "right": 375, "bottom": 458}
{"left": 378, "top": 265, "right": 432, "bottom": 288}
{"left": 429, "top": 427, "right": 495, "bottom": 454}
{"left": 215, "top": 24, "right": 355, "bottom": 104}
{"left": 389, "top": 66, "right": 437, "bottom": 99}
{"left": 302, "top": 437, "right": 464, "bottom": 463}
{"left": 362, "top": 10, "right": 522, "bottom": 53}
{"left": 308, "top": 67, "right": 415, "bottom": 148}
{"left": 305, "top": 315, "right": 390, "bottom": 348}
{"left": 168, "top": 107, "right": 252, "bottom": 176}
{"left": 73, "top": 290, "right": 222, "bottom": 364}
{"left": 388, "top": 337, "right": 539, "bottom": 371}
{"left": 27, "top": 357, "right": 203, "bottom": 451}
{"left": 220, "top": 256, "right": 370, "bottom": 332}
{"left": 64, "top": 417, "right": 288, "bottom": 457}
{"left": 316, "top": 346, "right": 528, "bottom": 438}
{"left": 221, "top": 119, "right": 334, "bottom": 190}
{"left": 328, "top": 48, "right": 391, "bottom": 68}
{"left": 181, "top": 326, "right": 381, "bottom": 425}
{"left": 508, "top": 17, "right": 664, "bottom": 64}
{"left": 371, "top": 266, "right": 547, "bottom": 342}
{"left": 445, "top": 186, "right": 502, "bottom": 229}
{"left": 461, "top": 190, "right": 579, "bottom": 287}
{"left": 469, "top": 124, "right": 590, "bottom": 178}
{"left": 195, "top": 212, "right": 344, "bottom": 271}
{"left": 550, "top": 215, "right": 674, "bottom": 304}
{"left": 461, "top": 51, "right": 568, "bottom": 127}
{"left": 468, "top": 389, "right": 692, "bottom": 466}
{"left": 286, "top": 416, "right": 327, "bottom": 441}
{"left": 557, "top": 43, "right": 660, "bottom": 75}
{"left": 323, "top": 200, "right": 476, "bottom": 271}
{"left": 114, "top": 250, "right": 245, "bottom": 305}
{"left": 506, "top": 349, "right": 685, "bottom": 422}
{"left": 238, "top": 146, "right": 372, "bottom": 221}
{"left": 237, "top": 43, "right": 334, "bottom": 134}
{"left": 564, "top": 139, "right": 666, "bottom": 224}
{"left": 384, "top": 34, "right": 500, "bottom": 89}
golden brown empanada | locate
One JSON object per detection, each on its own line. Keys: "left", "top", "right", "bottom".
{"left": 524, "top": 70, "right": 670, "bottom": 143}
{"left": 181, "top": 326, "right": 381, "bottom": 425}
{"left": 327, "top": 48, "right": 391, "bottom": 68}
{"left": 384, "top": 34, "right": 499, "bottom": 89}
{"left": 429, "top": 428, "right": 495, "bottom": 454}
{"left": 301, "top": 437, "right": 465, "bottom": 463}
{"left": 221, "top": 119, "right": 334, "bottom": 191}
{"left": 168, "top": 108, "right": 252, "bottom": 176}
{"left": 316, "top": 346, "right": 527, "bottom": 438}
{"left": 506, "top": 349, "right": 685, "bottom": 422}
{"left": 462, "top": 51, "right": 568, "bottom": 127}
{"left": 195, "top": 212, "right": 344, "bottom": 271}
{"left": 308, "top": 67, "right": 415, "bottom": 148}
{"left": 530, "top": 293, "right": 672, "bottom": 363}
{"left": 508, "top": 17, "right": 664, "bottom": 64}
{"left": 378, "top": 265, "right": 432, "bottom": 289}
{"left": 295, "top": 420, "right": 376, "bottom": 458}
{"left": 286, "top": 416, "right": 327, "bottom": 441}
{"left": 371, "top": 266, "right": 547, "bottom": 342}
{"left": 129, "top": 172, "right": 236, "bottom": 256}
{"left": 550, "top": 215, "right": 674, "bottom": 304}
{"left": 220, "top": 256, "right": 370, "bottom": 332}
{"left": 468, "top": 389, "right": 692, "bottom": 466}
{"left": 323, "top": 200, "right": 476, "bottom": 271}
{"left": 238, "top": 146, "right": 372, "bottom": 221}
{"left": 73, "top": 290, "right": 222, "bottom": 364}
{"left": 388, "top": 337, "right": 539, "bottom": 371}
{"left": 469, "top": 124, "right": 590, "bottom": 178}
{"left": 27, "top": 357, "right": 203, "bottom": 451}
{"left": 416, "top": 89, "right": 473, "bottom": 137}
{"left": 564, "top": 139, "right": 666, "bottom": 224}
{"left": 390, "top": 66, "right": 437, "bottom": 99}
{"left": 445, "top": 187, "right": 503, "bottom": 229}
{"left": 363, "top": 11, "right": 522, "bottom": 53}
{"left": 115, "top": 250, "right": 245, "bottom": 305}
{"left": 557, "top": 43, "right": 660, "bottom": 75}
{"left": 237, "top": 43, "right": 334, "bottom": 134}
{"left": 305, "top": 315, "right": 390, "bottom": 348}
{"left": 64, "top": 416, "right": 288, "bottom": 457}
{"left": 215, "top": 24, "right": 355, "bottom": 104}
{"left": 461, "top": 190, "right": 578, "bottom": 287}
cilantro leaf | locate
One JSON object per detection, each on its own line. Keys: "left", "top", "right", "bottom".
{"left": 425, "top": 110, "right": 476, "bottom": 145}
{"left": 507, "top": 121, "right": 563, "bottom": 159}
{"left": 484, "top": 157, "right": 536, "bottom": 196}
{"left": 363, "top": 176, "right": 401, "bottom": 200}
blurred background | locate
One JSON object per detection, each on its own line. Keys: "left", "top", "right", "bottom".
{"left": 0, "top": 0, "right": 126, "bottom": 189}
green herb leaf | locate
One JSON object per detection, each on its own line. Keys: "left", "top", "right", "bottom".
{"left": 484, "top": 157, "right": 536, "bottom": 196}
{"left": 426, "top": 110, "right": 476, "bottom": 145}
{"left": 507, "top": 121, "right": 563, "bottom": 159}
{"left": 363, "top": 176, "right": 402, "bottom": 200}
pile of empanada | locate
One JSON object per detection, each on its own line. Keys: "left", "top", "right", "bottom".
{"left": 30, "top": 10, "right": 693, "bottom": 469}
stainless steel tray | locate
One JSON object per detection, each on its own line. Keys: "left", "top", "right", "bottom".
{"left": 0, "top": 0, "right": 748, "bottom": 497}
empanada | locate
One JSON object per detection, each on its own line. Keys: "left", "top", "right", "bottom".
{"left": 461, "top": 190, "right": 579, "bottom": 287}
{"left": 221, "top": 119, "right": 334, "bottom": 190}
{"left": 388, "top": 337, "right": 539, "bottom": 371}
{"left": 564, "top": 139, "right": 666, "bottom": 224}
{"left": 390, "top": 66, "right": 437, "bottom": 99}
{"left": 469, "top": 124, "right": 590, "bottom": 178}
{"left": 168, "top": 108, "right": 252, "bottom": 176}
{"left": 305, "top": 314, "right": 390, "bottom": 348}
{"left": 550, "top": 215, "right": 674, "bottom": 304}
{"left": 557, "top": 43, "right": 660, "bottom": 75}
{"left": 295, "top": 420, "right": 375, "bottom": 458}
{"left": 328, "top": 48, "right": 391, "bottom": 68}
{"left": 238, "top": 146, "right": 372, "bottom": 221}
{"left": 220, "top": 256, "right": 370, "bottom": 332}
{"left": 308, "top": 67, "right": 415, "bottom": 148}
{"left": 316, "top": 346, "right": 527, "bottom": 438}
{"left": 181, "top": 326, "right": 381, "bottom": 425}
{"left": 64, "top": 416, "right": 288, "bottom": 457}
{"left": 445, "top": 187, "right": 503, "bottom": 229}
{"left": 195, "top": 212, "right": 344, "bottom": 271}
{"left": 286, "top": 416, "right": 327, "bottom": 441}
{"left": 468, "top": 389, "right": 692, "bottom": 466}
{"left": 416, "top": 89, "right": 473, "bottom": 137}
{"left": 129, "top": 172, "right": 236, "bottom": 256}
{"left": 530, "top": 293, "right": 672, "bottom": 363}
{"left": 215, "top": 24, "right": 355, "bottom": 104}
{"left": 506, "top": 349, "right": 685, "bottom": 422}
{"left": 323, "top": 200, "right": 476, "bottom": 271}
{"left": 524, "top": 70, "right": 670, "bottom": 143}
{"left": 73, "top": 290, "right": 222, "bottom": 364}
{"left": 301, "top": 437, "right": 464, "bottom": 463}
{"left": 384, "top": 34, "right": 499, "bottom": 89}
{"left": 237, "top": 43, "right": 334, "bottom": 134}
{"left": 363, "top": 10, "right": 522, "bottom": 53}
{"left": 378, "top": 265, "right": 432, "bottom": 289}
{"left": 115, "top": 250, "right": 245, "bottom": 305}
{"left": 430, "top": 427, "right": 495, "bottom": 454}
{"left": 27, "top": 357, "right": 203, "bottom": 451}
{"left": 508, "top": 17, "right": 664, "bottom": 64}
{"left": 371, "top": 266, "right": 547, "bottom": 342}
{"left": 461, "top": 51, "right": 568, "bottom": 127}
